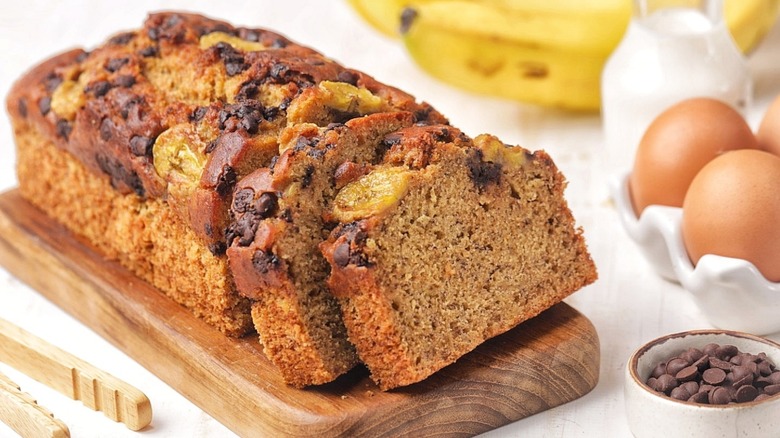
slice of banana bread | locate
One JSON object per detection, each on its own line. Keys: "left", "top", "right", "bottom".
{"left": 321, "top": 126, "right": 597, "bottom": 390}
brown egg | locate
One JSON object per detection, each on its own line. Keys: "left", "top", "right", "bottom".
{"left": 682, "top": 149, "right": 780, "bottom": 282}
{"left": 757, "top": 93, "right": 780, "bottom": 156}
{"left": 629, "top": 97, "right": 758, "bottom": 216}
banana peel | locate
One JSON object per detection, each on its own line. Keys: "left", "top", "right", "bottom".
{"left": 725, "top": 0, "right": 780, "bottom": 54}
{"left": 400, "top": 0, "right": 628, "bottom": 110}
{"left": 347, "top": 0, "right": 780, "bottom": 110}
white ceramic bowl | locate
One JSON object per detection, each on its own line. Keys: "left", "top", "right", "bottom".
{"left": 609, "top": 173, "right": 780, "bottom": 335}
{"left": 626, "top": 330, "right": 780, "bottom": 438}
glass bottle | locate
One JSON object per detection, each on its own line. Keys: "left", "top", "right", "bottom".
{"left": 601, "top": 0, "right": 752, "bottom": 173}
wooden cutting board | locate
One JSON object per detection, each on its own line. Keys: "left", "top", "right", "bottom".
{"left": 0, "top": 189, "right": 600, "bottom": 437}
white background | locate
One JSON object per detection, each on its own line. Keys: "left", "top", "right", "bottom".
{"left": 1, "top": 1, "right": 779, "bottom": 437}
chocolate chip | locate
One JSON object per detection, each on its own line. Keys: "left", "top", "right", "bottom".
{"left": 692, "top": 354, "right": 710, "bottom": 371}
{"left": 716, "top": 344, "right": 739, "bottom": 360}
{"left": 666, "top": 358, "right": 689, "bottom": 377}
{"left": 138, "top": 45, "right": 159, "bottom": 57}
{"left": 201, "top": 24, "right": 234, "bottom": 37}
{"left": 209, "top": 241, "right": 227, "bottom": 255}
{"left": 190, "top": 106, "right": 208, "bottom": 122}
{"left": 99, "top": 118, "right": 113, "bottom": 141}
{"left": 129, "top": 135, "right": 155, "bottom": 157}
{"left": 680, "top": 381, "right": 699, "bottom": 395}
{"left": 56, "top": 119, "right": 72, "bottom": 140}
{"left": 333, "top": 243, "right": 351, "bottom": 267}
{"left": 75, "top": 51, "right": 90, "bottom": 63}
{"left": 301, "top": 165, "right": 314, "bottom": 188}
{"left": 732, "top": 365, "right": 755, "bottom": 385}
{"left": 676, "top": 365, "right": 699, "bottom": 382}
{"left": 766, "top": 384, "right": 780, "bottom": 395}
{"left": 105, "top": 57, "right": 130, "bottom": 73}
{"left": 218, "top": 101, "right": 264, "bottom": 134}
{"left": 232, "top": 188, "right": 255, "bottom": 213}
{"left": 227, "top": 213, "right": 258, "bottom": 247}
{"left": 688, "top": 391, "right": 709, "bottom": 404}
{"left": 758, "top": 360, "right": 774, "bottom": 377}
{"left": 225, "top": 60, "right": 247, "bottom": 76}
{"left": 205, "top": 139, "right": 218, "bottom": 154}
{"left": 255, "top": 193, "right": 278, "bottom": 218}
{"left": 709, "top": 357, "right": 733, "bottom": 371}
{"left": 251, "top": 250, "right": 280, "bottom": 274}
{"left": 269, "top": 38, "right": 287, "bottom": 49}
{"left": 736, "top": 385, "right": 759, "bottom": 402}
{"left": 467, "top": 149, "right": 502, "bottom": 189}
{"left": 17, "top": 98, "right": 27, "bottom": 118}
{"left": 307, "top": 148, "right": 326, "bottom": 159}
{"left": 280, "top": 208, "right": 293, "bottom": 223}
{"left": 108, "top": 32, "right": 135, "bottom": 45}
{"left": 85, "top": 80, "right": 112, "bottom": 97}
{"left": 215, "top": 165, "right": 237, "bottom": 197}
{"left": 263, "top": 105, "right": 280, "bottom": 120}
{"left": 293, "top": 135, "right": 318, "bottom": 152}
{"left": 702, "top": 343, "right": 720, "bottom": 357}
{"left": 413, "top": 106, "right": 434, "bottom": 124}
{"left": 114, "top": 75, "right": 136, "bottom": 88}
{"left": 242, "top": 29, "right": 261, "bottom": 42}
{"left": 236, "top": 79, "right": 261, "bottom": 100}
{"left": 651, "top": 362, "right": 667, "bottom": 378}
{"left": 165, "top": 14, "right": 183, "bottom": 27}
{"left": 709, "top": 387, "right": 731, "bottom": 405}
{"left": 337, "top": 70, "right": 359, "bottom": 86}
{"left": 119, "top": 95, "right": 143, "bottom": 120}
{"left": 269, "top": 63, "right": 288, "bottom": 81}
{"left": 670, "top": 386, "right": 692, "bottom": 401}
{"left": 434, "top": 127, "right": 453, "bottom": 143}
{"left": 95, "top": 153, "right": 145, "bottom": 197}
{"left": 213, "top": 42, "right": 248, "bottom": 76}
{"left": 38, "top": 96, "right": 51, "bottom": 115}
{"left": 654, "top": 374, "right": 678, "bottom": 395}
{"left": 147, "top": 14, "right": 186, "bottom": 43}
{"left": 703, "top": 368, "right": 726, "bottom": 385}
{"left": 43, "top": 73, "right": 63, "bottom": 93}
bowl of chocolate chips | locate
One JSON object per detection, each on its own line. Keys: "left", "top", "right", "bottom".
{"left": 625, "top": 330, "right": 780, "bottom": 438}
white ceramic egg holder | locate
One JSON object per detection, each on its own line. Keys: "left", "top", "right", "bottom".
{"left": 610, "top": 173, "right": 780, "bottom": 335}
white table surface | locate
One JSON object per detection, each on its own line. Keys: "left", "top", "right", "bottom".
{"left": 1, "top": 2, "right": 779, "bottom": 437}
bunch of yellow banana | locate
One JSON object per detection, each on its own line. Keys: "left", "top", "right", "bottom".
{"left": 347, "top": 0, "right": 779, "bottom": 111}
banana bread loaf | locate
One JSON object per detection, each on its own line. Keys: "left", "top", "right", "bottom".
{"left": 7, "top": 11, "right": 596, "bottom": 389}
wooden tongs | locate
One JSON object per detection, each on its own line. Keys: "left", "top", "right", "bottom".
{"left": 0, "top": 318, "right": 152, "bottom": 436}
